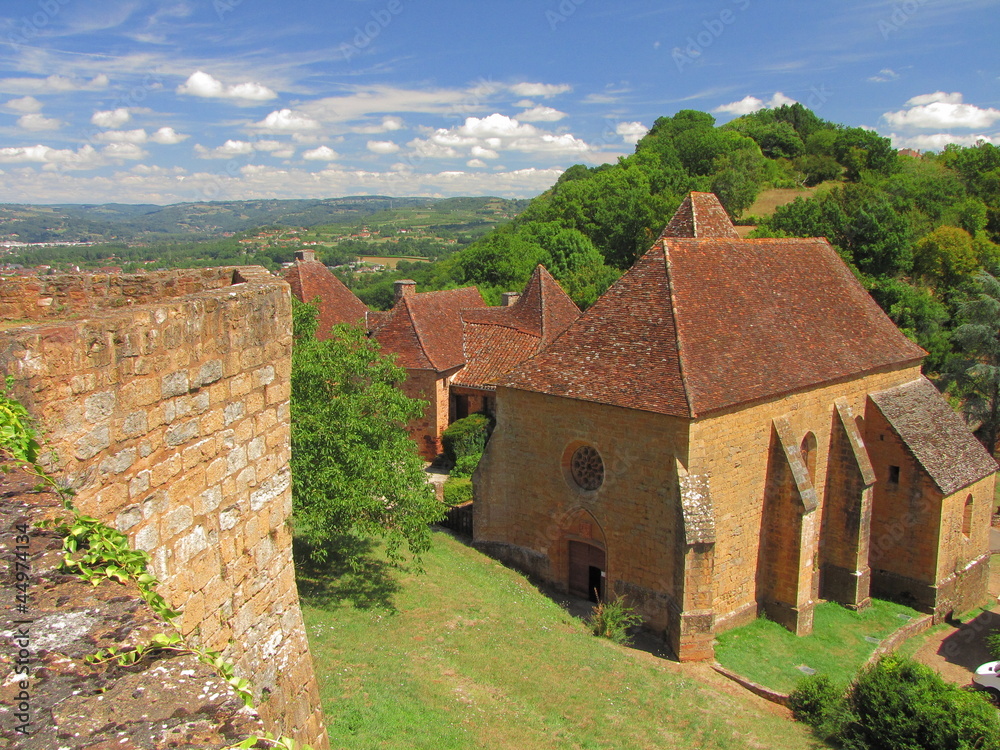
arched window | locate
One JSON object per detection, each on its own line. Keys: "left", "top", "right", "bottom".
{"left": 800, "top": 432, "right": 818, "bottom": 482}
{"left": 963, "top": 494, "right": 974, "bottom": 540}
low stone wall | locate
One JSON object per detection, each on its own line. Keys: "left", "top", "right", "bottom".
{"left": 0, "top": 267, "right": 327, "bottom": 749}
{"left": 0, "top": 467, "right": 265, "bottom": 749}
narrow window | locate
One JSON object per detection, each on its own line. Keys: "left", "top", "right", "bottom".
{"left": 888, "top": 465, "right": 900, "bottom": 485}
{"left": 800, "top": 432, "right": 818, "bottom": 482}
{"left": 963, "top": 495, "right": 974, "bottom": 539}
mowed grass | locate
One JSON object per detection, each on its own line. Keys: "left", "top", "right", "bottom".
{"left": 298, "top": 531, "right": 821, "bottom": 750}
{"left": 715, "top": 598, "right": 921, "bottom": 694}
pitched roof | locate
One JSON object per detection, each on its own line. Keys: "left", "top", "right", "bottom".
{"left": 659, "top": 192, "right": 740, "bottom": 240}
{"left": 869, "top": 377, "right": 997, "bottom": 495}
{"left": 373, "top": 286, "right": 486, "bottom": 371}
{"left": 454, "top": 266, "right": 580, "bottom": 390}
{"left": 500, "top": 192, "right": 926, "bottom": 417}
{"left": 283, "top": 259, "right": 368, "bottom": 339}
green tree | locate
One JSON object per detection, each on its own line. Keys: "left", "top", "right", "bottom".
{"left": 950, "top": 271, "right": 1000, "bottom": 455}
{"left": 290, "top": 300, "right": 443, "bottom": 563}
{"left": 913, "top": 225, "right": 979, "bottom": 287}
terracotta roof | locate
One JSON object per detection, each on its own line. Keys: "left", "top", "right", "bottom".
{"left": 659, "top": 192, "right": 740, "bottom": 240}
{"left": 869, "top": 377, "right": 997, "bottom": 495}
{"left": 454, "top": 266, "right": 580, "bottom": 390}
{"left": 501, "top": 193, "right": 926, "bottom": 417}
{"left": 373, "top": 286, "right": 486, "bottom": 371}
{"left": 283, "top": 260, "right": 368, "bottom": 339}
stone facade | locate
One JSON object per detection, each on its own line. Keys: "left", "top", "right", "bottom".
{"left": 0, "top": 268, "right": 328, "bottom": 749}
{"left": 475, "top": 193, "right": 998, "bottom": 662}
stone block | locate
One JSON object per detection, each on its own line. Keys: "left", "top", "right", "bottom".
{"left": 161, "top": 370, "right": 190, "bottom": 398}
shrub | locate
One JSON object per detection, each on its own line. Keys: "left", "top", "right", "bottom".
{"left": 451, "top": 452, "right": 482, "bottom": 478}
{"left": 589, "top": 597, "right": 642, "bottom": 646}
{"left": 788, "top": 674, "right": 848, "bottom": 740}
{"left": 442, "top": 476, "right": 473, "bottom": 506}
{"left": 986, "top": 628, "right": 1000, "bottom": 659}
{"left": 441, "top": 414, "right": 491, "bottom": 464}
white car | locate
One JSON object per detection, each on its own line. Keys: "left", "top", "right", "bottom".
{"left": 973, "top": 661, "right": 1000, "bottom": 694}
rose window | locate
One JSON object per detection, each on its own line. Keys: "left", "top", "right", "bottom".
{"left": 571, "top": 445, "right": 604, "bottom": 491}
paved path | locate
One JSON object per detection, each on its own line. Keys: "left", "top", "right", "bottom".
{"left": 910, "top": 555, "right": 1000, "bottom": 687}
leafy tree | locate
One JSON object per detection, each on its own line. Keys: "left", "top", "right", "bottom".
{"left": 290, "top": 300, "right": 443, "bottom": 563}
{"left": 950, "top": 271, "right": 1000, "bottom": 455}
{"left": 913, "top": 226, "right": 979, "bottom": 287}
{"left": 869, "top": 276, "right": 953, "bottom": 372}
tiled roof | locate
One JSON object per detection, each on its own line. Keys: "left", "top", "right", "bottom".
{"left": 501, "top": 192, "right": 926, "bottom": 417}
{"left": 283, "top": 260, "right": 368, "bottom": 339}
{"left": 869, "top": 377, "right": 998, "bottom": 495}
{"left": 454, "top": 266, "right": 580, "bottom": 390}
{"left": 373, "top": 286, "right": 486, "bottom": 371}
{"left": 659, "top": 192, "right": 740, "bottom": 240}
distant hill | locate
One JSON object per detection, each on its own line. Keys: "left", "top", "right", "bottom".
{"left": 0, "top": 196, "right": 442, "bottom": 243}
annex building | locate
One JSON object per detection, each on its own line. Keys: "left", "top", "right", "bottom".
{"left": 473, "top": 192, "right": 998, "bottom": 661}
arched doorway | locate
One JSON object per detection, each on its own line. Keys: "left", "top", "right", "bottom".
{"left": 568, "top": 540, "right": 606, "bottom": 602}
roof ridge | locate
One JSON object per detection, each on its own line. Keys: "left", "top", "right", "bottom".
{"left": 401, "top": 295, "right": 433, "bottom": 366}
{"left": 661, "top": 242, "right": 695, "bottom": 419}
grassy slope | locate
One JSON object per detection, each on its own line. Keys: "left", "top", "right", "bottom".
{"left": 299, "top": 531, "right": 822, "bottom": 750}
{"left": 715, "top": 598, "right": 921, "bottom": 693}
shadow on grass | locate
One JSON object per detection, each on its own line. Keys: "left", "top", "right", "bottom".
{"left": 294, "top": 534, "right": 401, "bottom": 613}
{"left": 937, "top": 608, "right": 1000, "bottom": 671}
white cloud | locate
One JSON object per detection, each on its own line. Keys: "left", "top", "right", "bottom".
{"left": 470, "top": 145, "right": 499, "bottom": 160}
{"left": 17, "top": 113, "right": 62, "bottom": 131}
{"left": 5, "top": 96, "right": 42, "bottom": 113}
{"left": 888, "top": 132, "right": 999, "bottom": 151}
{"left": 300, "top": 86, "right": 485, "bottom": 126}
{"left": 868, "top": 68, "right": 900, "bottom": 83}
{"left": 508, "top": 83, "right": 572, "bottom": 98}
{"left": 714, "top": 92, "right": 797, "bottom": 116}
{"left": 102, "top": 143, "right": 147, "bottom": 161}
{"left": 355, "top": 116, "right": 405, "bottom": 134}
{"left": 518, "top": 106, "right": 566, "bottom": 122}
{"left": 176, "top": 71, "right": 277, "bottom": 102}
{"left": 0, "top": 74, "right": 108, "bottom": 95}
{"left": 194, "top": 139, "right": 256, "bottom": 159}
{"left": 467, "top": 159, "right": 487, "bottom": 168}
{"left": 149, "top": 126, "right": 188, "bottom": 145}
{"left": 906, "top": 91, "right": 964, "bottom": 106}
{"left": 884, "top": 93, "right": 1000, "bottom": 129}
{"left": 407, "top": 113, "right": 594, "bottom": 162}
{"left": 254, "top": 108, "right": 321, "bottom": 133}
{"left": 367, "top": 140, "right": 400, "bottom": 154}
{"left": 95, "top": 128, "right": 149, "bottom": 144}
{"left": 92, "top": 108, "right": 132, "bottom": 128}
{"left": 616, "top": 121, "right": 648, "bottom": 145}
{"left": 302, "top": 146, "right": 339, "bottom": 161}
{"left": 0, "top": 144, "right": 105, "bottom": 171}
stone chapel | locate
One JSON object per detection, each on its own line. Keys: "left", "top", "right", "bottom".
{"left": 473, "top": 192, "right": 999, "bottom": 661}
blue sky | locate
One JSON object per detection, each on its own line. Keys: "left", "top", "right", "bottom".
{"left": 0, "top": 0, "right": 997, "bottom": 204}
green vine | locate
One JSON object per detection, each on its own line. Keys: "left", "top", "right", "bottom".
{"left": 0, "top": 381, "right": 311, "bottom": 746}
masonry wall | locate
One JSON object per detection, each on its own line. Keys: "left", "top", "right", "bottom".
{"left": 474, "top": 387, "right": 690, "bottom": 632}
{"left": 0, "top": 268, "right": 328, "bottom": 749}
{"left": 687, "top": 364, "right": 922, "bottom": 632}
{"left": 400, "top": 367, "right": 453, "bottom": 460}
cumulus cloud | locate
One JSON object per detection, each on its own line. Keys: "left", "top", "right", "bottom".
{"left": 102, "top": 143, "right": 147, "bottom": 161}
{"left": 714, "top": 92, "right": 797, "bottom": 116}
{"left": 518, "top": 106, "right": 566, "bottom": 122}
{"left": 17, "top": 113, "right": 62, "bottom": 131}
{"left": 92, "top": 108, "right": 132, "bottom": 128}
{"left": 94, "top": 128, "right": 149, "bottom": 144}
{"left": 616, "top": 121, "right": 648, "bottom": 145}
{"left": 467, "top": 158, "right": 487, "bottom": 168}
{"left": 355, "top": 116, "right": 405, "bottom": 134}
{"left": 889, "top": 132, "right": 999, "bottom": 151}
{"left": 508, "top": 82, "right": 572, "bottom": 98}
{"left": 407, "top": 113, "right": 593, "bottom": 162}
{"left": 869, "top": 68, "right": 900, "bottom": 83}
{"left": 5, "top": 96, "right": 42, "bottom": 113}
{"left": 367, "top": 140, "right": 400, "bottom": 154}
{"left": 194, "top": 140, "right": 256, "bottom": 159}
{"left": 0, "top": 144, "right": 105, "bottom": 171}
{"left": 470, "top": 145, "right": 499, "bottom": 160}
{"left": 149, "top": 126, "right": 188, "bottom": 145}
{"left": 176, "top": 71, "right": 277, "bottom": 102}
{"left": 254, "top": 108, "right": 321, "bottom": 133}
{"left": 302, "top": 146, "right": 339, "bottom": 161}
{"left": 884, "top": 93, "right": 1000, "bottom": 129}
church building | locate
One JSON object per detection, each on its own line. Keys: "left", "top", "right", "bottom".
{"left": 473, "top": 192, "right": 998, "bottom": 661}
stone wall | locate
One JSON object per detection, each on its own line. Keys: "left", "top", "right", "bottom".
{"left": 399, "top": 367, "right": 453, "bottom": 460}
{"left": 0, "top": 268, "right": 328, "bottom": 749}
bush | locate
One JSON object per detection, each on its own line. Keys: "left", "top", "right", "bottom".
{"left": 589, "top": 597, "right": 642, "bottom": 646}
{"left": 986, "top": 628, "right": 1000, "bottom": 659}
{"left": 793, "top": 655, "right": 1000, "bottom": 750}
{"left": 441, "top": 414, "right": 491, "bottom": 463}
{"left": 442, "top": 476, "right": 473, "bottom": 506}
{"left": 451, "top": 452, "right": 482, "bottom": 478}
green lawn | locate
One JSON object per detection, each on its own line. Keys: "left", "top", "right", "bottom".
{"left": 715, "top": 598, "right": 921, "bottom": 694}
{"left": 298, "top": 531, "right": 822, "bottom": 750}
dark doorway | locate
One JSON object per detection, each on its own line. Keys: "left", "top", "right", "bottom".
{"left": 569, "top": 540, "right": 606, "bottom": 602}
{"left": 453, "top": 395, "right": 469, "bottom": 421}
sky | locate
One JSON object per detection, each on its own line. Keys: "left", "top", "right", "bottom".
{"left": 0, "top": 0, "right": 997, "bottom": 205}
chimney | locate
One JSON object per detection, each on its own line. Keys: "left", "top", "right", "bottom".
{"left": 295, "top": 249, "right": 316, "bottom": 262}
{"left": 394, "top": 279, "right": 416, "bottom": 303}
{"left": 501, "top": 292, "right": 520, "bottom": 307}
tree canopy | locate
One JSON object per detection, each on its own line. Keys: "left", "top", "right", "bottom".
{"left": 290, "top": 299, "right": 443, "bottom": 564}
